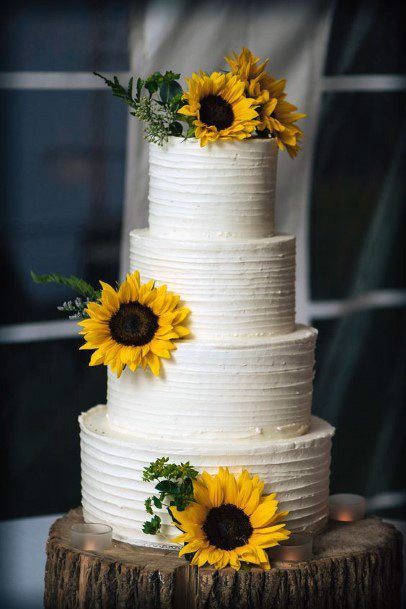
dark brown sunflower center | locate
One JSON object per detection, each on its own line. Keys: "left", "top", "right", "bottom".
{"left": 109, "top": 302, "right": 158, "bottom": 346}
{"left": 202, "top": 504, "right": 253, "bottom": 550}
{"left": 199, "top": 95, "right": 234, "bottom": 130}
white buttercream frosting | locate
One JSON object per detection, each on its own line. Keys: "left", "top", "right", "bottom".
{"left": 148, "top": 138, "right": 278, "bottom": 239}
{"left": 80, "top": 406, "right": 334, "bottom": 547}
{"left": 130, "top": 230, "right": 296, "bottom": 338}
{"left": 106, "top": 325, "right": 317, "bottom": 440}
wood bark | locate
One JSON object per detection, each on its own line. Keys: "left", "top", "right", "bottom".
{"left": 44, "top": 507, "right": 402, "bottom": 609}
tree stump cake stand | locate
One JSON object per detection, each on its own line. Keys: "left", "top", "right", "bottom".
{"left": 45, "top": 508, "right": 402, "bottom": 609}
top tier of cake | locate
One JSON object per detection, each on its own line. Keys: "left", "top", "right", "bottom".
{"left": 149, "top": 137, "right": 277, "bottom": 240}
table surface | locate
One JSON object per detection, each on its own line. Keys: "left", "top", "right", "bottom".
{"left": 0, "top": 514, "right": 405, "bottom": 609}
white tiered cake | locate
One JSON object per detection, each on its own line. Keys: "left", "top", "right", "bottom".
{"left": 79, "top": 137, "right": 334, "bottom": 546}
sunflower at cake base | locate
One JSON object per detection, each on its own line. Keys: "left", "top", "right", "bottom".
{"left": 170, "top": 467, "right": 290, "bottom": 570}
{"left": 78, "top": 271, "right": 190, "bottom": 378}
{"left": 178, "top": 71, "right": 259, "bottom": 146}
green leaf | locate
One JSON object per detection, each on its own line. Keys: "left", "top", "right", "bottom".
{"left": 127, "top": 76, "right": 133, "bottom": 98}
{"left": 185, "top": 125, "right": 196, "bottom": 139}
{"left": 162, "top": 70, "right": 181, "bottom": 82}
{"left": 155, "top": 480, "right": 179, "bottom": 495}
{"left": 152, "top": 496, "right": 162, "bottom": 509}
{"left": 136, "top": 77, "right": 143, "bottom": 101}
{"left": 160, "top": 80, "right": 183, "bottom": 104}
{"left": 144, "top": 497, "right": 153, "bottom": 515}
{"left": 145, "top": 78, "right": 159, "bottom": 96}
{"left": 142, "top": 515, "right": 161, "bottom": 535}
{"left": 169, "top": 121, "right": 183, "bottom": 136}
{"left": 31, "top": 271, "right": 100, "bottom": 301}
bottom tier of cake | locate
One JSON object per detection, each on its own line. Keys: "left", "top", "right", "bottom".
{"left": 79, "top": 405, "right": 334, "bottom": 547}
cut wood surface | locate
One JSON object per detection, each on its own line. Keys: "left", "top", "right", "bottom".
{"left": 44, "top": 507, "right": 402, "bottom": 609}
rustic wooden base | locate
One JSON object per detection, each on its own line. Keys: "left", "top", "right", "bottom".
{"left": 45, "top": 508, "right": 402, "bottom": 609}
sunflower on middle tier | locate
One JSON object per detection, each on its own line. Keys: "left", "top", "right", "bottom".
{"left": 178, "top": 71, "right": 259, "bottom": 146}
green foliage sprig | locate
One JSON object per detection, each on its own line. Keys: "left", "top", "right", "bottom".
{"left": 31, "top": 271, "right": 101, "bottom": 319}
{"left": 142, "top": 457, "right": 199, "bottom": 535}
{"left": 95, "top": 71, "right": 188, "bottom": 145}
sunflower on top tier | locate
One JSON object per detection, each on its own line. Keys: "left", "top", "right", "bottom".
{"left": 226, "top": 48, "right": 306, "bottom": 158}
{"left": 178, "top": 71, "right": 258, "bottom": 147}
{"left": 78, "top": 271, "right": 190, "bottom": 378}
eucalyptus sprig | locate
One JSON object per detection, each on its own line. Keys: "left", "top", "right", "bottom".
{"left": 31, "top": 271, "right": 101, "bottom": 320}
{"left": 142, "top": 457, "right": 199, "bottom": 535}
{"left": 95, "top": 71, "right": 188, "bottom": 145}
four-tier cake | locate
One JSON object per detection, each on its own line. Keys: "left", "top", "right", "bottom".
{"left": 79, "top": 136, "right": 334, "bottom": 547}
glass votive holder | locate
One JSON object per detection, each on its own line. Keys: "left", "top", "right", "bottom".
{"left": 329, "top": 494, "right": 366, "bottom": 522}
{"left": 267, "top": 532, "right": 313, "bottom": 563}
{"left": 70, "top": 522, "right": 113, "bottom": 551}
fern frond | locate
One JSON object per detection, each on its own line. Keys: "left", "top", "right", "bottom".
{"left": 31, "top": 271, "right": 101, "bottom": 301}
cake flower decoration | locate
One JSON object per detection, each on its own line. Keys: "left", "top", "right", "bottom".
{"left": 78, "top": 271, "right": 190, "bottom": 377}
{"left": 31, "top": 270, "right": 190, "bottom": 378}
{"left": 142, "top": 459, "right": 290, "bottom": 571}
{"left": 177, "top": 71, "right": 258, "bottom": 147}
{"left": 96, "top": 47, "right": 305, "bottom": 156}
{"left": 170, "top": 467, "right": 290, "bottom": 570}
{"left": 225, "top": 48, "right": 306, "bottom": 158}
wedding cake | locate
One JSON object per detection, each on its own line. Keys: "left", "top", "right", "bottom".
{"left": 79, "top": 136, "right": 334, "bottom": 546}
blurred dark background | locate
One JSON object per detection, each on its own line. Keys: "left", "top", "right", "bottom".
{"left": 0, "top": 0, "right": 405, "bottom": 524}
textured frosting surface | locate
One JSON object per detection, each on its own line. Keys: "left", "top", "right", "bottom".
{"left": 148, "top": 138, "right": 277, "bottom": 239}
{"left": 130, "top": 230, "right": 296, "bottom": 338}
{"left": 80, "top": 406, "right": 334, "bottom": 547}
{"left": 106, "top": 325, "right": 317, "bottom": 440}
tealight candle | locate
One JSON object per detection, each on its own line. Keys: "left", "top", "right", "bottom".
{"left": 329, "top": 494, "right": 366, "bottom": 522}
{"left": 268, "top": 532, "right": 313, "bottom": 563}
{"left": 70, "top": 523, "right": 113, "bottom": 551}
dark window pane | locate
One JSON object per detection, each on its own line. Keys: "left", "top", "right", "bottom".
{"left": 0, "top": 2, "right": 129, "bottom": 71}
{"left": 0, "top": 90, "right": 127, "bottom": 324}
{"left": 0, "top": 338, "right": 106, "bottom": 519}
{"left": 325, "top": 0, "right": 405, "bottom": 75}
{"left": 310, "top": 92, "right": 406, "bottom": 300}
{"left": 312, "top": 308, "right": 406, "bottom": 516}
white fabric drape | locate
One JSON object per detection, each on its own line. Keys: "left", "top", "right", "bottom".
{"left": 121, "top": 0, "right": 332, "bottom": 323}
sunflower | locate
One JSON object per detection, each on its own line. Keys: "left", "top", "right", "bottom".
{"left": 78, "top": 271, "right": 190, "bottom": 378}
{"left": 171, "top": 468, "right": 290, "bottom": 570}
{"left": 225, "top": 47, "right": 269, "bottom": 84}
{"left": 257, "top": 92, "right": 305, "bottom": 158}
{"left": 226, "top": 48, "right": 306, "bottom": 157}
{"left": 178, "top": 71, "right": 258, "bottom": 146}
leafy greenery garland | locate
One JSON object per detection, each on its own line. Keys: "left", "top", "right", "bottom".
{"left": 95, "top": 71, "right": 193, "bottom": 145}
{"left": 142, "top": 457, "right": 198, "bottom": 535}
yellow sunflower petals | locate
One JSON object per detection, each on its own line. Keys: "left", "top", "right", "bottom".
{"left": 216, "top": 551, "right": 231, "bottom": 569}
{"left": 155, "top": 331, "right": 179, "bottom": 341}
{"left": 203, "top": 472, "right": 223, "bottom": 508}
{"left": 228, "top": 550, "right": 241, "bottom": 570}
{"left": 249, "top": 500, "right": 279, "bottom": 529}
{"left": 243, "top": 487, "right": 262, "bottom": 516}
{"left": 172, "top": 308, "right": 190, "bottom": 324}
{"left": 193, "top": 479, "right": 213, "bottom": 509}
{"left": 79, "top": 342, "right": 98, "bottom": 350}
{"left": 146, "top": 351, "right": 160, "bottom": 376}
{"left": 223, "top": 470, "right": 238, "bottom": 505}
{"left": 179, "top": 538, "right": 206, "bottom": 557}
{"left": 196, "top": 547, "right": 211, "bottom": 567}
{"left": 204, "top": 548, "right": 222, "bottom": 566}
{"left": 89, "top": 350, "right": 105, "bottom": 366}
{"left": 174, "top": 326, "right": 190, "bottom": 338}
